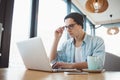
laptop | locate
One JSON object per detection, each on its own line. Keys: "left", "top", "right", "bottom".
{"left": 16, "top": 37, "right": 79, "bottom": 72}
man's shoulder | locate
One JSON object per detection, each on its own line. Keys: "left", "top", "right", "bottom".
{"left": 87, "top": 34, "right": 103, "bottom": 41}
{"left": 85, "top": 34, "right": 104, "bottom": 44}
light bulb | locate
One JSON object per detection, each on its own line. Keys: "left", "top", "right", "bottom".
{"left": 93, "top": 2, "right": 102, "bottom": 12}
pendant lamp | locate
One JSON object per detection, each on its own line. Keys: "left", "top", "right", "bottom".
{"left": 107, "top": 14, "right": 119, "bottom": 35}
{"left": 85, "top": 0, "right": 109, "bottom": 13}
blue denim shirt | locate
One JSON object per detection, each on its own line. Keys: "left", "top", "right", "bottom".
{"left": 54, "top": 34, "right": 105, "bottom": 68}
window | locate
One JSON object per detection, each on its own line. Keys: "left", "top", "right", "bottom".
{"left": 9, "top": 0, "right": 32, "bottom": 67}
{"left": 37, "top": 0, "right": 67, "bottom": 56}
{"left": 96, "top": 26, "right": 120, "bottom": 57}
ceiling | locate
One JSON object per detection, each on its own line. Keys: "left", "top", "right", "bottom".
{"left": 72, "top": 0, "right": 120, "bottom": 25}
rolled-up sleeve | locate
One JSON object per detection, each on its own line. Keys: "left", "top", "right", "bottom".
{"left": 54, "top": 41, "right": 68, "bottom": 62}
{"left": 52, "top": 39, "right": 74, "bottom": 62}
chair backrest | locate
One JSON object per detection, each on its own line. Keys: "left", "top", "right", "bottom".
{"left": 104, "top": 52, "right": 120, "bottom": 71}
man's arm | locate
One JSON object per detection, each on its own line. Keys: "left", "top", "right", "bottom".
{"left": 49, "top": 27, "right": 64, "bottom": 62}
{"left": 53, "top": 62, "right": 88, "bottom": 69}
{"left": 72, "top": 62, "right": 88, "bottom": 69}
{"left": 92, "top": 37, "right": 105, "bottom": 68}
{"left": 49, "top": 38, "right": 59, "bottom": 62}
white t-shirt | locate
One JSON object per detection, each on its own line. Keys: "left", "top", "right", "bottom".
{"left": 75, "top": 46, "right": 82, "bottom": 62}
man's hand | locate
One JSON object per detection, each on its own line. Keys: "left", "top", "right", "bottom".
{"left": 52, "top": 62, "right": 74, "bottom": 69}
{"left": 54, "top": 27, "right": 64, "bottom": 40}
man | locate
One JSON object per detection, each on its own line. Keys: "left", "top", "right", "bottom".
{"left": 49, "top": 12, "right": 105, "bottom": 69}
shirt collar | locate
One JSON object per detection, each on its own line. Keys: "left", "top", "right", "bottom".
{"left": 83, "top": 33, "right": 87, "bottom": 44}
{"left": 83, "top": 33, "right": 92, "bottom": 44}
{"left": 70, "top": 33, "right": 89, "bottom": 44}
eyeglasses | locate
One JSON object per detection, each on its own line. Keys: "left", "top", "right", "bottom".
{"left": 64, "top": 23, "right": 77, "bottom": 30}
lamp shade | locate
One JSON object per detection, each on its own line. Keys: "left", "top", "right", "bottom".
{"left": 107, "top": 27, "right": 119, "bottom": 35}
{"left": 85, "top": 0, "right": 109, "bottom": 13}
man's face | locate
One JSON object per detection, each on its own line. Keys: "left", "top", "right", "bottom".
{"left": 64, "top": 18, "right": 83, "bottom": 38}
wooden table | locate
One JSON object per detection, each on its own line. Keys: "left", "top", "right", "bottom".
{"left": 0, "top": 67, "right": 120, "bottom": 80}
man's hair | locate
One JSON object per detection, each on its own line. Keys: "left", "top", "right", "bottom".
{"left": 64, "top": 12, "right": 84, "bottom": 28}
